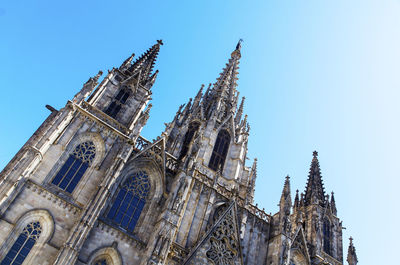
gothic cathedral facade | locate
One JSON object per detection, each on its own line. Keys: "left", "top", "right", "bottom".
{"left": 0, "top": 41, "right": 358, "bottom": 265}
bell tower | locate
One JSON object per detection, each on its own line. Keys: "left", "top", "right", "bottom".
{"left": 163, "top": 40, "right": 256, "bottom": 202}
{"left": 291, "top": 151, "right": 344, "bottom": 265}
{"left": 0, "top": 41, "right": 162, "bottom": 265}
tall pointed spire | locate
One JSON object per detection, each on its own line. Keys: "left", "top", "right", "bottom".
{"left": 203, "top": 40, "right": 242, "bottom": 120}
{"left": 280, "top": 175, "right": 292, "bottom": 215}
{"left": 304, "top": 151, "right": 326, "bottom": 207}
{"left": 128, "top": 40, "right": 163, "bottom": 85}
{"left": 347, "top": 237, "right": 358, "bottom": 265}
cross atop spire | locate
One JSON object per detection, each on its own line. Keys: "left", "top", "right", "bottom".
{"left": 304, "top": 150, "right": 326, "bottom": 207}
{"left": 280, "top": 175, "right": 292, "bottom": 215}
{"left": 347, "top": 237, "right": 358, "bottom": 265}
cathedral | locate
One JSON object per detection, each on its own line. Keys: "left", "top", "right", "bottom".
{"left": 0, "top": 40, "right": 358, "bottom": 265}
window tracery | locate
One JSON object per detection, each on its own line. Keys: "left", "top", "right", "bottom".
{"left": 51, "top": 141, "right": 96, "bottom": 193}
{"left": 106, "top": 171, "right": 150, "bottom": 233}
{"left": 178, "top": 122, "right": 200, "bottom": 159}
{"left": 206, "top": 207, "right": 238, "bottom": 265}
{"left": 323, "top": 218, "right": 331, "bottom": 255}
{"left": 93, "top": 259, "right": 107, "bottom": 265}
{"left": 208, "top": 130, "right": 230, "bottom": 171}
{"left": 0, "top": 222, "right": 42, "bottom": 265}
{"left": 105, "top": 87, "right": 131, "bottom": 119}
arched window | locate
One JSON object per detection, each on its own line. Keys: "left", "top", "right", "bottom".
{"left": 208, "top": 130, "right": 230, "bottom": 171}
{"left": 178, "top": 122, "right": 200, "bottom": 159}
{"left": 0, "top": 222, "right": 42, "bottom": 265}
{"left": 105, "top": 87, "right": 131, "bottom": 119}
{"left": 106, "top": 171, "right": 150, "bottom": 233}
{"left": 51, "top": 141, "right": 96, "bottom": 193}
{"left": 323, "top": 219, "right": 331, "bottom": 255}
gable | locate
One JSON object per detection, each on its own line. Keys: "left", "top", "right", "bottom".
{"left": 183, "top": 202, "right": 243, "bottom": 265}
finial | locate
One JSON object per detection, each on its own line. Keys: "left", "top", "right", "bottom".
{"left": 157, "top": 39, "right": 164, "bottom": 45}
{"left": 236, "top": 39, "right": 243, "bottom": 50}
{"left": 285, "top": 175, "right": 290, "bottom": 180}
{"left": 349, "top": 236, "right": 353, "bottom": 244}
{"left": 313, "top": 150, "right": 318, "bottom": 158}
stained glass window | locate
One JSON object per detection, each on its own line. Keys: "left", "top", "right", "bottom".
{"left": 105, "top": 87, "right": 130, "bottom": 119}
{"left": 208, "top": 130, "right": 230, "bottom": 171}
{"left": 178, "top": 122, "right": 200, "bottom": 159}
{"left": 52, "top": 141, "right": 96, "bottom": 193}
{"left": 0, "top": 222, "right": 42, "bottom": 265}
{"left": 106, "top": 171, "right": 150, "bottom": 233}
{"left": 323, "top": 219, "right": 331, "bottom": 255}
{"left": 93, "top": 259, "right": 107, "bottom": 265}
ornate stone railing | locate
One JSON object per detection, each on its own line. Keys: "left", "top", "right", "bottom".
{"left": 134, "top": 136, "right": 179, "bottom": 172}
{"left": 134, "top": 136, "right": 152, "bottom": 151}
{"left": 246, "top": 203, "right": 271, "bottom": 222}
{"left": 193, "top": 170, "right": 271, "bottom": 223}
{"left": 320, "top": 252, "right": 342, "bottom": 265}
{"left": 79, "top": 101, "right": 129, "bottom": 135}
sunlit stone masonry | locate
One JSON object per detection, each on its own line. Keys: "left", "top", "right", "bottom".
{"left": 0, "top": 40, "right": 358, "bottom": 265}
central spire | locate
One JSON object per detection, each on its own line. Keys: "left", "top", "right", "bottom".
{"left": 203, "top": 40, "right": 242, "bottom": 120}
{"left": 304, "top": 151, "right": 326, "bottom": 207}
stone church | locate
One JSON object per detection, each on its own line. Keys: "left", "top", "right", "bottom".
{"left": 0, "top": 40, "right": 358, "bottom": 265}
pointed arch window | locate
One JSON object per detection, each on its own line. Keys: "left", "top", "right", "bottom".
{"left": 105, "top": 87, "right": 131, "bottom": 119}
{"left": 178, "top": 122, "right": 200, "bottom": 159}
{"left": 0, "top": 222, "right": 42, "bottom": 265}
{"left": 51, "top": 141, "right": 96, "bottom": 193}
{"left": 208, "top": 130, "right": 230, "bottom": 171}
{"left": 323, "top": 218, "right": 331, "bottom": 255}
{"left": 106, "top": 171, "right": 150, "bottom": 233}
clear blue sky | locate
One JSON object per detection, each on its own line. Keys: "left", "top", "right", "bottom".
{"left": 1, "top": 1, "right": 399, "bottom": 263}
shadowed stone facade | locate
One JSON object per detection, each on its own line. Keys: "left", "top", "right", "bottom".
{"left": 0, "top": 40, "right": 358, "bottom": 265}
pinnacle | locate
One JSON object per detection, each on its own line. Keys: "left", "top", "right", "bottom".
{"left": 235, "top": 96, "right": 245, "bottom": 125}
{"left": 294, "top": 189, "right": 300, "bottom": 209}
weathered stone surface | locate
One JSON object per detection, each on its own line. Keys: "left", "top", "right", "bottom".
{"left": 0, "top": 41, "right": 355, "bottom": 265}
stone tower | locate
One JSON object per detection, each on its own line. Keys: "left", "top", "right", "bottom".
{"left": 0, "top": 40, "right": 357, "bottom": 265}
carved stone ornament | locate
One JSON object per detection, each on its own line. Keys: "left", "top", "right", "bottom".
{"left": 206, "top": 207, "right": 239, "bottom": 265}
